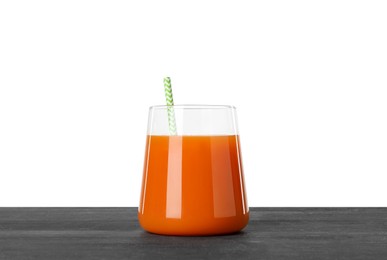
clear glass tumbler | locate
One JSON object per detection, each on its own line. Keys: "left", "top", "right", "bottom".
{"left": 138, "top": 105, "right": 249, "bottom": 236}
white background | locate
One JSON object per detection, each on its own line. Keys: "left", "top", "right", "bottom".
{"left": 1, "top": 1, "right": 386, "bottom": 206}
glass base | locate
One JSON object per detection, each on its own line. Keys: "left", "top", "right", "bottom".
{"left": 138, "top": 212, "right": 249, "bottom": 236}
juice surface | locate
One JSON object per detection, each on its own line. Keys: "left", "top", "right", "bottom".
{"left": 138, "top": 135, "right": 249, "bottom": 236}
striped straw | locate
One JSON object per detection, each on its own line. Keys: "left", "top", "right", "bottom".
{"left": 164, "top": 77, "right": 177, "bottom": 135}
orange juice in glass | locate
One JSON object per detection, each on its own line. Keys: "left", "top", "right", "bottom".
{"left": 138, "top": 105, "right": 248, "bottom": 236}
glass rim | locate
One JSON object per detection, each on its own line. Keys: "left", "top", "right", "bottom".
{"left": 149, "top": 104, "right": 236, "bottom": 110}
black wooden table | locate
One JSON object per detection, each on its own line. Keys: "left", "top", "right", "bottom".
{"left": 0, "top": 208, "right": 386, "bottom": 259}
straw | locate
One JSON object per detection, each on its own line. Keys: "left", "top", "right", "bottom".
{"left": 164, "top": 77, "right": 177, "bottom": 135}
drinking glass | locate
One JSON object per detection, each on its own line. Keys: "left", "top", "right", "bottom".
{"left": 138, "top": 105, "right": 249, "bottom": 236}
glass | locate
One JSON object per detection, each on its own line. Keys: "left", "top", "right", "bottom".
{"left": 138, "top": 105, "right": 249, "bottom": 236}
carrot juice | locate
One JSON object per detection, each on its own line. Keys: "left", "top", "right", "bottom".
{"left": 138, "top": 135, "right": 249, "bottom": 236}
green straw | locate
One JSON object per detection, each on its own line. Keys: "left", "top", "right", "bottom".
{"left": 164, "top": 77, "right": 177, "bottom": 135}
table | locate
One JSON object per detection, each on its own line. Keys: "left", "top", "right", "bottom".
{"left": 1, "top": 208, "right": 386, "bottom": 259}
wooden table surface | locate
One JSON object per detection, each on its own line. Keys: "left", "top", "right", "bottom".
{"left": 0, "top": 208, "right": 386, "bottom": 259}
